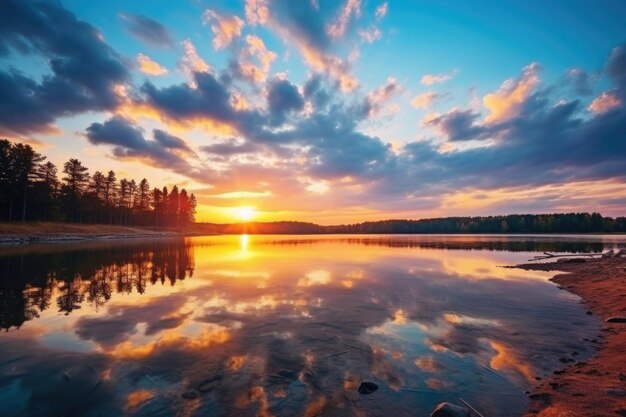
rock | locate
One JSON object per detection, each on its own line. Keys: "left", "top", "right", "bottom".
{"left": 602, "top": 250, "right": 615, "bottom": 258}
{"left": 557, "top": 257, "right": 586, "bottom": 263}
{"left": 357, "top": 381, "right": 379, "bottom": 394}
{"left": 197, "top": 374, "right": 223, "bottom": 393}
{"left": 182, "top": 389, "right": 199, "bottom": 399}
{"left": 606, "top": 317, "right": 626, "bottom": 323}
{"left": 619, "top": 372, "right": 626, "bottom": 381}
{"left": 606, "top": 388, "right": 626, "bottom": 397}
{"left": 529, "top": 392, "right": 552, "bottom": 402}
{"left": 430, "top": 402, "right": 471, "bottom": 417}
{"left": 278, "top": 369, "right": 298, "bottom": 379}
{"left": 616, "top": 409, "right": 626, "bottom": 417}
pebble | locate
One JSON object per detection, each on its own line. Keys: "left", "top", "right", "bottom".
{"left": 357, "top": 381, "right": 379, "bottom": 394}
{"left": 182, "top": 389, "right": 199, "bottom": 399}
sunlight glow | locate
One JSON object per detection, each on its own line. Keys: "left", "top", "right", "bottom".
{"left": 235, "top": 206, "right": 256, "bottom": 222}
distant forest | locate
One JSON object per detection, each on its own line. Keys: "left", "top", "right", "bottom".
{"left": 210, "top": 214, "right": 626, "bottom": 235}
{"left": 0, "top": 140, "right": 196, "bottom": 225}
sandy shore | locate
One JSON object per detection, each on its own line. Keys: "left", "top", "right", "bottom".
{"left": 514, "top": 257, "right": 626, "bottom": 417}
{"left": 0, "top": 222, "right": 191, "bottom": 245}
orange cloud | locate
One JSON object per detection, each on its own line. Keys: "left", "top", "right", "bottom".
{"left": 483, "top": 62, "right": 540, "bottom": 123}
{"left": 203, "top": 9, "right": 245, "bottom": 50}
{"left": 411, "top": 92, "right": 439, "bottom": 109}
{"left": 368, "top": 77, "right": 401, "bottom": 115}
{"left": 179, "top": 39, "right": 211, "bottom": 83}
{"left": 421, "top": 70, "right": 456, "bottom": 85}
{"left": 326, "top": 0, "right": 362, "bottom": 39}
{"left": 238, "top": 35, "right": 277, "bottom": 82}
{"left": 136, "top": 53, "right": 167, "bottom": 76}
{"left": 245, "top": 0, "right": 269, "bottom": 25}
{"left": 588, "top": 90, "right": 621, "bottom": 113}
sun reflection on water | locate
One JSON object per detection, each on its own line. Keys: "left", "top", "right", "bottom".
{"left": 0, "top": 235, "right": 605, "bottom": 417}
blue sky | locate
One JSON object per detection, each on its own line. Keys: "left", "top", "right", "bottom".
{"left": 1, "top": 0, "right": 626, "bottom": 223}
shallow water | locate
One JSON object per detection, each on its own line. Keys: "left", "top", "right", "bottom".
{"left": 0, "top": 234, "right": 622, "bottom": 417}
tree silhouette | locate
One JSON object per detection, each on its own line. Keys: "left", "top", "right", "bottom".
{"left": 0, "top": 140, "right": 197, "bottom": 226}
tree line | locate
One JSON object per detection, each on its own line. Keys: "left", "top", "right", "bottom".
{"left": 327, "top": 213, "right": 626, "bottom": 234}
{"left": 207, "top": 213, "right": 626, "bottom": 234}
{"left": 0, "top": 139, "right": 196, "bottom": 226}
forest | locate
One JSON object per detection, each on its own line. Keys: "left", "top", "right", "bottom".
{"left": 0, "top": 140, "right": 196, "bottom": 226}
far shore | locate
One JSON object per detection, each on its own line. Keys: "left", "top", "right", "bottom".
{"left": 514, "top": 256, "right": 626, "bottom": 417}
{"left": 2, "top": 221, "right": 626, "bottom": 247}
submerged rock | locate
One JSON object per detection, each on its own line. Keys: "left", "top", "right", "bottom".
{"left": 357, "top": 381, "right": 379, "bottom": 394}
{"left": 181, "top": 389, "right": 199, "bottom": 399}
{"left": 430, "top": 402, "right": 471, "bottom": 417}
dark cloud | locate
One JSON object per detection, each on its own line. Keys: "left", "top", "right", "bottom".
{"left": 565, "top": 68, "right": 593, "bottom": 95}
{"left": 0, "top": 0, "right": 129, "bottom": 135}
{"left": 153, "top": 129, "right": 191, "bottom": 151}
{"left": 141, "top": 72, "right": 236, "bottom": 123}
{"left": 607, "top": 43, "right": 626, "bottom": 93}
{"left": 200, "top": 139, "right": 260, "bottom": 156}
{"left": 267, "top": 79, "right": 304, "bottom": 124}
{"left": 85, "top": 116, "right": 196, "bottom": 170}
{"left": 424, "top": 109, "right": 491, "bottom": 142}
{"left": 119, "top": 13, "right": 173, "bottom": 47}
{"left": 137, "top": 71, "right": 392, "bottom": 180}
{"left": 265, "top": 0, "right": 333, "bottom": 51}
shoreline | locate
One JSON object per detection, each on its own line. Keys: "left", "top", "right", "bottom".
{"left": 514, "top": 257, "right": 626, "bottom": 417}
{"left": 0, "top": 223, "right": 193, "bottom": 245}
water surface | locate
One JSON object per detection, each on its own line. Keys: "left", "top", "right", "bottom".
{"left": 1, "top": 234, "right": 620, "bottom": 417}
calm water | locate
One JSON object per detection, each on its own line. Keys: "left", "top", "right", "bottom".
{"left": 0, "top": 234, "right": 624, "bottom": 417}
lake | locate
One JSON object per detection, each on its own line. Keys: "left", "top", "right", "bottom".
{"left": 1, "top": 234, "right": 623, "bottom": 417}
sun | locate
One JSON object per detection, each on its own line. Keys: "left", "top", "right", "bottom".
{"left": 235, "top": 206, "right": 256, "bottom": 222}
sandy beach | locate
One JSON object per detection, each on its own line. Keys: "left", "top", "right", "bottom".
{"left": 515, "top": 256, "right": 626, "bottom": 417}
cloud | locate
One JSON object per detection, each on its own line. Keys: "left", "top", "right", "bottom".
{"left": 178, "top": 40, "right": 211, "bottom": 83}
{"left": 202, "top": 9, "right": 245, "bottom": 50}
{"left": 326, "top": 0, "right": 362, "bottom": 39}
{"left": 119, "top": 13, "right": 173, "bottom": 47}
{"left": 375, "top": 2, "right": 388, "bottom": 19}
{"left": 483, "top": 62, "right": 540, "bottom": 123}
{"left": 411, "top": 92, "right": 443, "bottom": 109}
{"left": 230, "top": 35, "right": 277, "bottom": 83}
{"left": 359, "top": 26, "right": 382, "bottom": 43}
{"left": 607, "top": 44, "right": 626, "bottom": 92}
{"left": 136, "top": 53, "right": 167, "bottom": 76}
{"left": 367, "top": 77, "right": 401, "bottom": 116}
{"left": 588, "top": 90, "right": 621, "bottom": 113}
{"left": 423, "top": 108, "right": 491, "bottom": 141}
{"left": 421, "top": 70, "right": 456, "bottom": 85}
{"left": 85, "top": 116, "right": 196, "bottom": 171}
{"left": 267, "top": 78, "right": 305, "bottom": 124}
{"left": 243, "top": 0, "right": 359, "bottom": 91}
{"left": 0, "top": 0, "right": 129, "bottom": 135}
{"left": 565, "top": 68, "right": 593, "bottom": 95}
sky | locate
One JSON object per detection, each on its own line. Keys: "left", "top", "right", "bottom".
{"left": 1, "top": 0, "right": 626, "bottom": 224}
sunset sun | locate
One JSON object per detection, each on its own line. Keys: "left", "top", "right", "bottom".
{"left": 235, "top": 206, "right": 256, "bottom": 222}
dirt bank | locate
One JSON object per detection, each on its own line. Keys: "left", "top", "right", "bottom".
{"left": 514, "top": 257, "right": 626, "bottom": 417}
{"left": 0, "top": 222, "right": 200, "bottom": 244}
